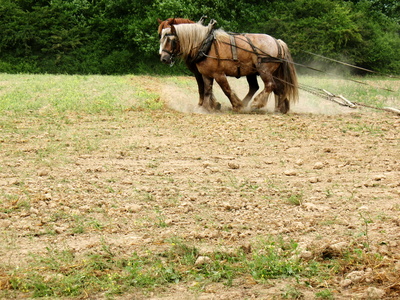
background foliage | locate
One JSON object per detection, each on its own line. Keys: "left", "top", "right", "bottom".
{"left": 0, "top": 0, "right": 399, "bottom": 74}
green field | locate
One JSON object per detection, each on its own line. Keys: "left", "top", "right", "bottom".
{"left": 0, "top": 73, "right": 398, "bottom": 114}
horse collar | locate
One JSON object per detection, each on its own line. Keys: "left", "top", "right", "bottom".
{"left": 192, "top": 29, "right": 215, "bottom": 63}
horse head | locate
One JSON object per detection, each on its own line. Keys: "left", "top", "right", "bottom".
{"left": 159, "top": 26, "right": 180, "bottom": 66}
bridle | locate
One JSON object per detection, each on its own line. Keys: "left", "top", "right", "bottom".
{"left": 161, "top": 33, "right": 179, "bottom": 66}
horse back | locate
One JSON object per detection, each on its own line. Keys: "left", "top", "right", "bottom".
{"left": 243, "top": 33, "right": 282, "bottom": 59}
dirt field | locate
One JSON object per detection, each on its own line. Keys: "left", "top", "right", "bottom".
{"left": 1, "top": 75, "right": 399, "bottom": 299}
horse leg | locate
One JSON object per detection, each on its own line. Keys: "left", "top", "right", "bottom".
{"left": 201, "top": 75, "right": 214, "bottom": 111}
{"left": 194, "top": 71, "right": 205, "bottom": 106}
{"left": 274, "top": 81, "right": 290, "bottom": 114}
{"left": 274, "top": 94, "right": 280, "bottom": 112}
{"left": 275, "top": 95, "right": 290, "bottom": 113}
{"left": 251, "top": 71, "right": 275, "bottom": 110}
{"left": 187, "top": 62, "right": 221, "bottom": 110}
{"left": 243, "top": 74, "right": 259, "bottom": 107}
{"left": 214, "top": 74, "right": 243, "bottom": 112}
{"left": 197, "top": 73, "right": 221, "bottom": 110}
{"left": 196, "top": 71, "right": 221, "bottom": 110}
{"left": 211, "top": 93, "right": 221, "bottom": 110}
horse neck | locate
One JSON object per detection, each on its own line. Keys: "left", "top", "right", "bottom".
{"left": 175, "top": 24, "right": 210, "bottom": 58}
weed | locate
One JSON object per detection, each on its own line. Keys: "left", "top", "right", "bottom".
{"left": 325, "top": 189, "right": 333, "bottom": 198}
{"left": 249, "top": 237, "right": 303, "bottom": 281}
{"left": 0, "top": 195, "right": 30, "bottom": 214}
{"left": 282, "top": 284, "right": 303, "bottom": 299}
{"left": 359, "top": 212, "right": 373, "bottom": 249}
{"left": 315, "top": 289, "right": 334, "bottom": 299}
{"left": 163, "top": 240, "right": 198, "bottom": 265}
{"left": 156, "top": 215, "right": 168, "bottom": 228}
{"left": 287, "top": 193, "right": 303, "bottom": 206}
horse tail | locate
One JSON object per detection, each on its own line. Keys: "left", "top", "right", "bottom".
{"left": 275, "top": 40, "right": 299, "bottom": 104}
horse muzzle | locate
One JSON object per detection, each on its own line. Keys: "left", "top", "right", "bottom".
{"left": 160, "top": 51, "right": 175, "bottom": 66}
{"left": 160, "top": 54, "right": 171, "bottom": 64}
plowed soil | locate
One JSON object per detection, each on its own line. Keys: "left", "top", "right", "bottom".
{"left": 1, "top": 75, "right": 399, "bottom": 299}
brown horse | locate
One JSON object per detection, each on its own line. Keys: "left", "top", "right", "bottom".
{"left": 159, "top": 22, "right": 298, "bottom": 113}
{"left": 158, "top": 17, "right": 221, "bottom": 110}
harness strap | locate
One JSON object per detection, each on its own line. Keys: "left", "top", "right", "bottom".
{"left": 243, "top": 35, "right": 259, "bottom": 55}
{"left": 273, "top": 38, "right": 282, "bottom": 59}
{"left": 230, "top": 35, "right": 238, "bottom": 61}
{"left": 192, "top": 29, "right": 215, "bottom": 63}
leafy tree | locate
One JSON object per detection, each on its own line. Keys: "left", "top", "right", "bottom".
{"left": 0, "top": 0, "right": 398, "bottom": 74}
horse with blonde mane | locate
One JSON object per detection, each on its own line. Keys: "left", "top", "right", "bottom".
{"left": 159, "top": 21, "right": 298, "bottom": 113}
{"left": 158, "top": 17, "right": 221, "bottom": 110}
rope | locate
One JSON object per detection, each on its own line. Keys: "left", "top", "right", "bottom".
{"left": 301, "top": 50, "right": 400, "bottom": 79}
{"left": 208, "top": 36, "right": 396, "bottom": 93}
{"left": 274, "top": 75, "right": 357, "bottom": 108}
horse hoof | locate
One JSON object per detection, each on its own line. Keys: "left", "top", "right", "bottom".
{"left": 233, "top": 105, "right": 244, "bottom": 112}
{"left": 196, "top": 105, "right": 210, "bottom": 114}
{"left": 278, "top": 105, "right": 289, "bottom": 114}
{"left": 251, "top": 103, "right": 264, "bottom": 110}
{"left": 215, "top": 102, "right": 221, "bottom": 110}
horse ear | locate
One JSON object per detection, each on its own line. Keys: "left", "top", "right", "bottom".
{"left": 157, "top": 19, "right": 163, "bottom": 24}
{"left": 171, "top": 25, "right": 177, "bottom": 35}
{"left": 167, "top": 18, "right": 175, "bottom": 26}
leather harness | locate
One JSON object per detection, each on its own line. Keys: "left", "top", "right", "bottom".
{"left": 167, "top": 29, "right": 283, "bottom": 79}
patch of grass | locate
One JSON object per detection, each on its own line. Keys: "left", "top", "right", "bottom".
{"left": 70, "top": 216, "right": 105, "bottom": 234}
{"left": 2, "top": 234, "right": 397, "bottom": 298}
{"left": 155, "top": 212, "right": 168, "bottom": 228}
{"left": 282, "top": 284, "right": 303, "bottom": 299}
{"left": 315, "top": 289, "right": 334, "bottom": 299}
{"left": 0, "top": 74, "right": 163, "bottom": 115}
{"left": 0, "top": 194, "right": 30, "bottom": 214}
{"left": 342, "top": 122, "right": 384, "bottom": 135}
{"left": 286, "top": 193, "right": 303, "bottom": 206}
{"left": 249, "top": 237, "right": 303, "bottom": 281}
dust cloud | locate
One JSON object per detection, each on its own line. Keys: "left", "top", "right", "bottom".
{"left": 161, "top": 76, "right": 355, "bottom": 115}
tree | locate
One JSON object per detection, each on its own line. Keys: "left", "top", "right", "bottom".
{"left": 0, "top": 0, "right": 398, "bottom": 74}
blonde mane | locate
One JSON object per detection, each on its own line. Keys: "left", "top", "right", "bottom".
{"left": 167, "top": 23, "right": 228, "bottom": 59}
{"left": 173, "top": 23, "right": 209, "bottom": 59}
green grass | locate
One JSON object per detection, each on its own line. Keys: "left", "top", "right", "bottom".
{"left": 1, "top": 74, "right": 397, "bottom": 116}
{"left": 0, "top": 74, "right": 162, "bottom": 114}
{"left": 0, "top": 74, "right": 164, "bottom": 165}
{"left": 286, "top": 193, "right": 303, "bottom": 206}
{"left": 1, "top": 235, "right": 392, "bottom": 298}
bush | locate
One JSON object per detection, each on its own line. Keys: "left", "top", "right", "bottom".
{"left": 0, "top": 0, "right": 399, "bottom": 75}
